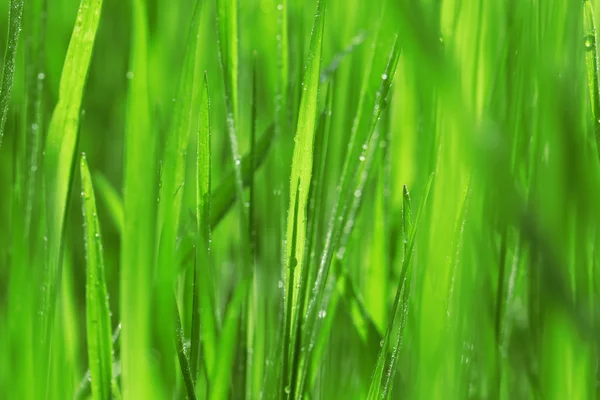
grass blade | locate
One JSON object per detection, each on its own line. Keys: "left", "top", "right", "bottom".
{"left": 367, "top": 175, "right": 433, "bottom": 399}
{"left": 282, "top": 0, "right": 327, "bottom": 397}
{"left": 80, "top": 153, "right": 114, "bottom": 400}
{"left": 584, "top": 0, "right": 600, "bottom": 153}
{"left": 154, "top": 0, "right": 206, "bottom": 387}
{"left": 120, "top": 0, "right": 157, "bottom": 397}
{"left": 192, "top": 73, "right": 216, "bottom": 383}
{"left": 0, "top": 0, "right": 24, "bottom": 147}
{"left": 41, "top": 0, "right": 103, "bottom": 387}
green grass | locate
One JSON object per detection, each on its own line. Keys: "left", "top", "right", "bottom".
{"left": 1, "top": 0, "right": 600, "bottom": 398}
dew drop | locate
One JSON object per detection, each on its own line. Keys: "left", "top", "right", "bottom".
{"left": 359, "top": 155, "right": 366, "bottom": 162}
{"left": 126, "top": 71, "right": 134, "bottom": 79}
{"left": 235, "top": 159, "right": 241, "bottom": 166}
{"left": 318, "top": 310, "right": 327, "bottom": 319}
{"left": 585, "top": 34, "right": 595, "bottom": 51}
{"left": 37, "top": 72, "right": 45, "bottom": 80}
{"left": 381, "top": 73, "right": 388, "bottom": 80}
{"left": 277, "top": 3, "right": 283, "bottom": 10}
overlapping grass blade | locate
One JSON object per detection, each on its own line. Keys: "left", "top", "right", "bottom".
{"left": 41, "top": 0, "right": 103, "bottom": 387}
{"left": 94, "top": 124, "right": 275, "bottom": 238}
{"left": 300, "top": 30, "right": 401, "bottom": 397}
{"left": 281, "top": 0, "right": 326, "bottom": 397}
{"left": 80, "top": 154, "right": 115, "bottom": 400}
{"left": 0, "top": 0, "right": 24, "bottom": 147}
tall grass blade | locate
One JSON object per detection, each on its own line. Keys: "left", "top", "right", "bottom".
{"left": 367, "top": 175, "right": 433, "bottom": 399}
{"left": 154, "top": 0, "right": 205, "bottom": 387}
{"left": 41, "top": 0, "right": 103, "bottom": 387}
{"left": 80, "top": 153, "right": 114, "bottom": 400}
{"left": 120, "top": 0, "right": 157, "bottom": 397}
{"left": 282, "top": 0, "right": 326, "bottom": 397}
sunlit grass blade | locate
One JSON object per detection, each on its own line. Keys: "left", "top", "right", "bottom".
{"left": 41, "top": 0, "right": 103, "bottom": 388}
{"left": 0, "top": 0, "right": 24, "bottom": 147}
{"left": 80, "top": 153, "right": 115, "bottom": 400}
{"left": 120, "top": 0, "right": 157, "bottom": 397}
{"left": 191, "top": 73, "right": 216, "bottom": 384}
{"left": 282, "top": 0, "right": 327, "bottom": 397}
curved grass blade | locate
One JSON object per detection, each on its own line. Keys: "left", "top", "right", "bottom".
{"left": 281, "top": 0, "right": 327, "bottom": 397}
{"left": 120, "top": 0, "right": 157, "bottom": 397}
{"left": 584, "top": 0, "right": 600, "bottom": 154}
{"left": 80, "top": 154, "right": 114, "bottom": 400}
{"left": 0, "top": 0, "right": 24, "bottom": 147}
{"left": 41, "top": 0, "right": 104, "bottom": 386}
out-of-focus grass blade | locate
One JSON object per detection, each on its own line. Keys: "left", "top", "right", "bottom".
{"left": 120, "top": 0, "right": 157, "bottom": 397}
{"left": 583, "top": 0, "right": 600, "bottom": 152}
{"left": 0, "top": 0, "right": 24, "bottom": 147}
{"left": 80, "top": 154, "right": 114, "bottom": 400}
{"left": 191, "top": 73, "right": 216, "bottom": 384}
{"left": 41, "top": 0, "right": 103, "bottom": 385}
{"left": 367, "top": 176, "right": 433, "bottom": 400}
{"left": 282, "top": 0, "right": 326, "bottom": 397}
{"left": 93, "top": 173, "right": 124, "bottom": 234}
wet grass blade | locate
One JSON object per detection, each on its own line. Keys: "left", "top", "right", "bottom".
{"left": 80, "top": 154, "right": 114, "bottom": 400}
{"left": 282, "top": 0, "right": 327, "bottom": 397}
{"left": 41, "top": 0, "right": 103, "bottom": 387}
{"left": 0, "top": 0, "right": 24, "bottom": 147}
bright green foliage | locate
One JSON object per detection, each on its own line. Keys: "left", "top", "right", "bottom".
{"left": 2, "top": 0, "right": 600, "bottom": 398}
{"left": 80, "top": 154, "right": 114, "bottom": 400}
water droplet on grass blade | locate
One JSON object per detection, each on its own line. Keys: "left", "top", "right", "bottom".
{"left": 585, "top": 34, "right": 596, "bottom": 51}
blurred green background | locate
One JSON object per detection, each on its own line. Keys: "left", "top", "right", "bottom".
{"left": 1, "top": 0, "right": 600, "bottom": 398}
